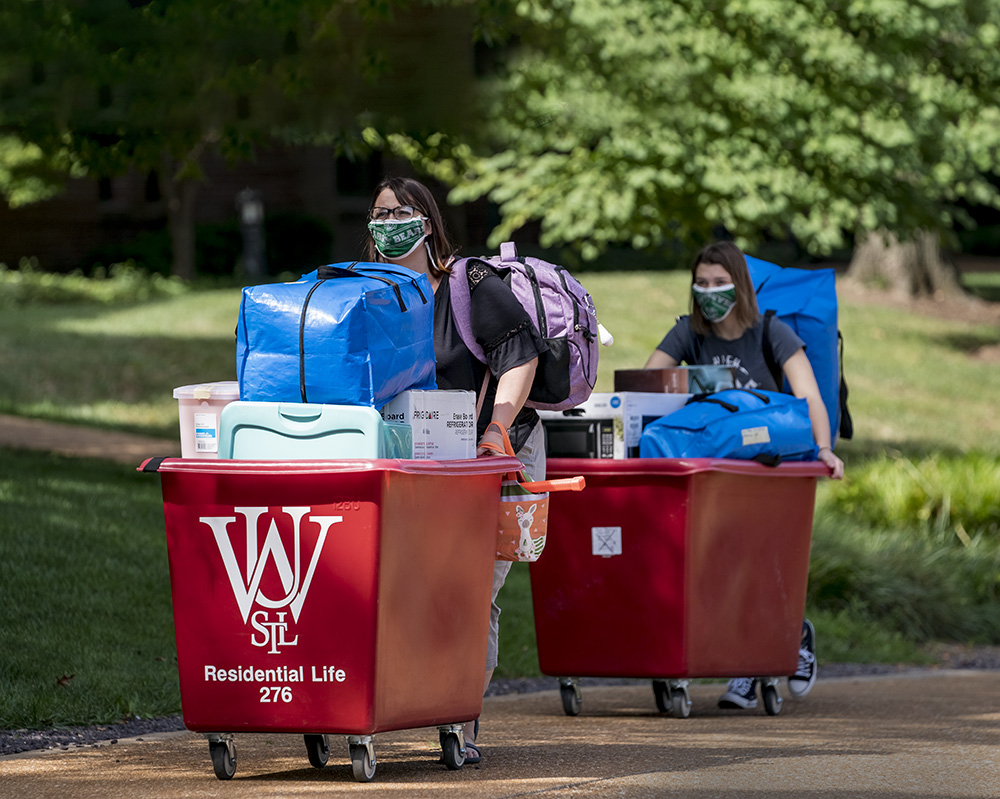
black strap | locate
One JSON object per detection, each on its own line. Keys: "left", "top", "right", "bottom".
{"left": 682, "top": 315, "right": 703, "bottom": 365}
{"left": 688, "top": 396, "right": 739, "bottom": 413}
{"left": 761, "top": 309, "right": 784, "bottom": 390}
{"left": 315, "top": 264, "right": 408, "bottom": 312}
{"left": 298, "top": 280, "right": 326, "bottom": 402}
{"left": 686, "top": 388, "right": 770, "bottom": 413}
{"left": 139, "top": 456, "right": 168, "bottom": 472}
{"left": 299, "top": 265, "right": 416, "bottom": 402}
{"left": 521, "top": 261, "right": 548, "bottom": 338}
{"left": 838, "top": 331, "right": 854, "bottom": 440}
{"left": 346, "top": 265, "right": 428, "bottom": 305}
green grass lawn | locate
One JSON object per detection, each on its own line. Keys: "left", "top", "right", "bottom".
{"left": 4, "top": 270, "right": 999, "bottom": 452}
{"left": 0, "top": 449, "right": 178, "bottom": 727}
{"left": 1, "top": 267, "right": 999, "bottom": 727}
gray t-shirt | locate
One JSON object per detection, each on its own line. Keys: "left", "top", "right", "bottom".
{"left": 656, "top": 315, "right": 805, "bottom": 392}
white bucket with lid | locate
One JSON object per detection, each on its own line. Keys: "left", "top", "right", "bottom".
{"left": 173, "top": 381, "right": 240, "bottom": 459}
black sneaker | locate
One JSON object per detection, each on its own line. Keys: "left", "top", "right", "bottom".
{"left": 788, "top": 619, "right": 817, "bottom": 697}
{"left": 718, "top": 677, "right": 758, "bottom": 709}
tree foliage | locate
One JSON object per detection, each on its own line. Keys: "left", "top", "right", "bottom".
{"left": 422, "top": 0, "right": 1000, "bottom": 260}
{"left": 0, "top": 136, "right": 83, "bottom": 208}
{"left": 0, "top": 0, "right": 512, "bottom": 277}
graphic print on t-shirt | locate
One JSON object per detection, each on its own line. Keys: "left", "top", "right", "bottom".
{"left": 708, "top": 354, "right": 760, "bottom": 390}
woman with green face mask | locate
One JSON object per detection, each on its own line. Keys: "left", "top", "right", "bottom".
{"left": 645, "top": 241, "right": 843, "bottom": 477}
{"left": 365, "top": 177, "right": 547, "bottom": 766}
{"left": 644, "top": 240, "right": 843, "bottom": 711}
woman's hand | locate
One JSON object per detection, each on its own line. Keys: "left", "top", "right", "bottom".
{"left": 477, "top": 423, "right": 506, "bottom": 457}
{"left": 477, "top": 358, "right": 538, "bottom": 457}
{"left": 817, "top": 446, "right": 844, "bottom": 479}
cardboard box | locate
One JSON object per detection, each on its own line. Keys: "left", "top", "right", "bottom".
{"left": 615, "top": 367, "right": 736, "bottom": 394}
{"left": 380, "top": 390, "right": 477, "bottom": 460}
{"left": 538, "top": 392, "right": 692, "bottom": 458}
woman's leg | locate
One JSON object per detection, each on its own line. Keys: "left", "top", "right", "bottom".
{"left": 464, "top": 422, "right": 547, "bottom": 750}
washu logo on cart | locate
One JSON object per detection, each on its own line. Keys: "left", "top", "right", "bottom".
{"left": 199, "top": 506, "right": 342, "bottom": 654}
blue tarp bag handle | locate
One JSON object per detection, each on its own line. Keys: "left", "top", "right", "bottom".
{"left": 299, "top": 264, "right": 411, "bottom": 402}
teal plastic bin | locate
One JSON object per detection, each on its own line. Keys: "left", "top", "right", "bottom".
{"left": 218, "top": 401, "right": 412, "bottom": 460}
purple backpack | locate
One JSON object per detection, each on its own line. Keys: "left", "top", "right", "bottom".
{"left": 449, "top": 241, "right": 601, "bottom": 411}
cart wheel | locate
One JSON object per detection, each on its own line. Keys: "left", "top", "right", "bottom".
{"left": 560, "top": 682, "right": 582, "bottom": 716}
{"left": 652, "top": 680, "right": 670, "bottom": 713}
{"left": 209, "top": 739, "right": 236, "bottom": 781}
{"left": 671, "top": 689, "right": 692, "bottom": 719}
{"left": 762, "top": 684, "right": 782, "bottom": 716}
{"left": 441, "top": 733, "right": 466, "bottom": 770}
{"left": 304, "top": 734, "right": 330, "bottom": 768}
{"left": 350, "top": 743, "right": 377, "bottom": 782}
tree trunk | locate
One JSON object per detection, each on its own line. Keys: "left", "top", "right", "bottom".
{"left": 165, "top": 177, "right": 199, "bottom": 282}
{"left": 161, "top": 150, "right": 204, "bottom": 282}
{"left": 847, "top": 229, "right": 966, "bottom": 300}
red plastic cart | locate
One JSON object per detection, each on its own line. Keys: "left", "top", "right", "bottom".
{"left": 142, "top": 455, "right": 520, "bottom": 781}
{"left": 529, "top": 457, "right": 830, "bottom": 718}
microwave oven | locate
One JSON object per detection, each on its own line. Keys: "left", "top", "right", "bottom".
{"left": 541, "top": 417, "right": 617, "bottom": 459}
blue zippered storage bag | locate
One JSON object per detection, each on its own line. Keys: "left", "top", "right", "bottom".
{"left": 638, "top": 388, "right": 818, "bottom": 464}
{"left": 237, "top": 262, "right": 436, "bottom": 410}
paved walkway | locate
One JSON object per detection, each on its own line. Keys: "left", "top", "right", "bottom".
{"left": 2, "top": 672, "right": 999, "bottom": 798}
{"left": 4, "top": 415, "right": 999, "bottom": 797}
{"left": 0, "top": 413, "right": 179, "bottom": 464}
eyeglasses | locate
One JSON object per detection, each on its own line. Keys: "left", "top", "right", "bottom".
{"left": 370, "top": 205, "right": 420, "bottom": 221}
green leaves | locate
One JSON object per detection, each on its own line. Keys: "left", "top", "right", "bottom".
{"left": 0, "top": 136, "right": 81, "bottom": 208}
{"left": 442, "top": 0, "right": 1000, "bottom": 258}
{"left": 0, "top": 0, "right": 515, "bottom": 203}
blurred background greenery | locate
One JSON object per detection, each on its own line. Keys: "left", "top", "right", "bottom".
{"left": 3, "top": 0, "right": 1000, "bottom": 730}
{"left": 2, "top": 0, "right": 1000, "bottom": 295}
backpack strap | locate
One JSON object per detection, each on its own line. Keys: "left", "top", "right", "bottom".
{"left": 679, "top": 315, "right": 703, "bottom": 365}
{"left": 496, "top": 241, "right": 551, "bottom": 339}
{"left": 447, "top": 257, "right": 490, "bottom": 363}
{"left": 838, "top": 330, "right": 854, "bottom": 439}
{"left": 760, "top": 309, "right": 785, "bottom": 391}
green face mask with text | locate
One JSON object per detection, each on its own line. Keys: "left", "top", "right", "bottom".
{"left": 692, "top": 283, "right": 737, "bottom": 323}
{"left": 368, "top": 218, "right": 428, "bottom": 259}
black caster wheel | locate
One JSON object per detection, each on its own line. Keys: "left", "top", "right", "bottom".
{"left": 209, "top": 739, "right": 236, "bottom": 780}
{"left": 304, "top": 733, "right": 330, "bottom": 768}
{"left": 652, "top": 680, "right": 670, "bottom": 713}
{"left": 560, "top": 682, "right": 582, "bottom": 716}
{"left": 441, "top": 732, "right": 466, "bottom": 770}
{"left": 762, "top": 683, "right": 782, "bottom": 716}
{"left": 654, "top": 680, "right": 692, "bottom": 718}
{"left": 671, "top": 687, "right": 692, "bottom": 718}
{"left": 349, "top": 742, "right": 377, "bottom": 782}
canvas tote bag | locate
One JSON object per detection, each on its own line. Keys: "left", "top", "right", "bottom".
{"left": 479, "top": 421, "right": 585, "bottom": 562}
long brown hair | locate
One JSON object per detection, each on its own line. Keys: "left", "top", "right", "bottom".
{"left": 689, "top": 241, "right": 760, "bottom": 335}
{"left": 365, "top": 177, "right": 457, "bottom": 278}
